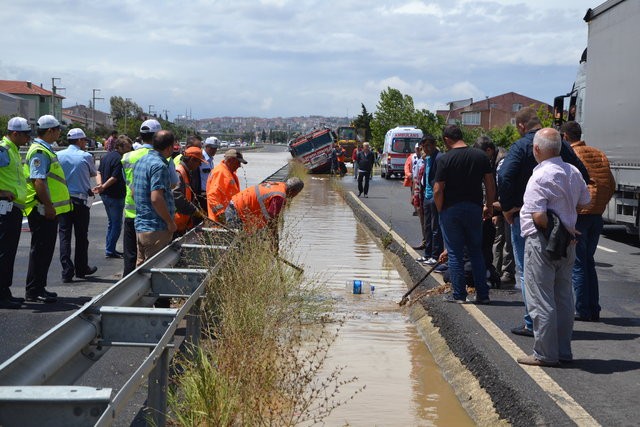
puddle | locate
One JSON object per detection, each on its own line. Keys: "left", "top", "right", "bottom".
{"left": 285, "top": 176, "right": 474, "bottom": 426}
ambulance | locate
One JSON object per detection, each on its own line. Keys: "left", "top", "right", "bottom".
{"left": 380, "top": 126, "right": 423, "bottom": 179}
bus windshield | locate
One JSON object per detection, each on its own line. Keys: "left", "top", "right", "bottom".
{"left": 391, "top": 138, "right": 421, "bottom": 153}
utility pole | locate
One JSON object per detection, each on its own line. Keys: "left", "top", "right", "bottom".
{"left": 51, "top": 77, "right": 64, "bottom": 120}
{"left": 92, "top": 89, "right": 103, "bottom": 132}
{"left": 148, "top": 105, "right": 155, "bottom": 116}
{"left": 124, "top": 97, "right": 131, "bottom": 135}
{"left": 162, "top": 109, "right": 170, "bottom": 121}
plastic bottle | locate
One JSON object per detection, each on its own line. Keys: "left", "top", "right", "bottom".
{"left": 345, "top": 280, "right": 374, "bottom": 294}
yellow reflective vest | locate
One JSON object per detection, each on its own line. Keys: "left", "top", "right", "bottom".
{"left": 0, "top": 136, "right": 27, "bottom": 210}
{"left": 23, "top": 141, "right": 72, "bottom": 216}
{"left": 122, "top": 147, "right": 151, "bottom": 219}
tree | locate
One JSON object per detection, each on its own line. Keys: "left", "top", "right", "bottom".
{"left": 370, "top": 88, "right": 417, "bottom": 149}
{"left": 110, "top": 96, "right": 144, "bottom": 125}
{"left": 352, "top": 103, "right": 373, "bottom": 142}
{"left": 261, "top": 129, "right": 267, "bottom": 143}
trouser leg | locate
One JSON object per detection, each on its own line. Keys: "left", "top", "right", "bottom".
{"left": 58, "top": 211, "right": 74, "bottom": 279}
{"left": 73, "top": 203, "right": 91, "bottom": 275}
{"left": 493, "top": 216, "right": 505, "bottom": 273}
{"left": 511, "top": 217, "right": 533, "bottom": 330}
{"left": 363, "top": 173, "right": 370, "bottom": 195}
{"left": 357, "top": 173, "right": 364, "bottom": 194}
{"left": 464, "top": 204, "right": 488, "bottom": 299}
{"left": 0, "top": 207, "right": 22, "bottom": 294}
{"left": 422, "top": 198, "right": 433, "bottom": 257}
{"left": 26, "top": 210, "right": 58, "bottom": 294}
{"left": 123, "top": 217, "right": 137, "bottom": 276}
{"left": 440, "top": 206, "right": 467, "bottom": 300}
{"left": 556, "top": 244, "right": 576, "bottom": 361}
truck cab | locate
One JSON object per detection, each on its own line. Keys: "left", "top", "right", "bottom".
{"left": 380, "top": 126, "right": 423, "bottom": 179}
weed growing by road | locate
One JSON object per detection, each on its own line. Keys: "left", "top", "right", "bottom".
{"left": 168, "top": 205, "right": 363, "bottom": 425}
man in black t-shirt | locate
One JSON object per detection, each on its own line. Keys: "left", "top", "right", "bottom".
{"left": 434, "top": 125, "right": 496, "bottom": 304}
{"left": 94, "top": 136, "right": 132, "bottom": 258}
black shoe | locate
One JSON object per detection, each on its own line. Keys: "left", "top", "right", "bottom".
{"left": 412, "top": 211, "right": 418, "bottom": 216}
{"left": 364, "top": 194, "right": 368, "bottom": 198}
{"left": 574, "top": 314, "right": 599, "bottom": 322}
{"left": 412, "top": 244, "right": 426, "bottom": 250}
{"left": 25, "top": 293, "right": 57, "bottom": 303}
{"left": 466, "top": 295, "right": 491, "bottom": 305}
{"left": 8, "top": 295, "right": 24, "bottom": 304}
{"left": 76, "top": 266, "right": 98, "bottom": 278}
{"left": 511, "top": 325, "right": 534, "bottom": 337}
{"left": 443, "top": 294, "right": 467, "bottom": 304}
{"left": 62, "top": 277, "right": 73, "bottom": 283}
{"left": 105, "top": 252, "right": 123, "bottom": 259}
{"left": 358, "top": 192, "right": 362, "bottom": 197}
{"left": 0, "top": 297, "right": 21, "bottom": 309}
{"left": 43, "top": 289, "right": 57, "bottom": 298}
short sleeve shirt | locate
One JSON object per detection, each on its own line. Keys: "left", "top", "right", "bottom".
{"left": 28, "top": 139, "right": 53, "bottom": 179}
{"left": 98, "top": 151, "right": 126, "bottom": 198}
{"left": 434, "top": 146, "right": 492, "bottom": 208}
{"left": 133, "top": 150, "right": 176, "bottom": 232}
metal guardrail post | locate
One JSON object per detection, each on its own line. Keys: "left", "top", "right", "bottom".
{"left": 185, "top": 304, "right": 201, "bottom": 350}
{"left": 147, "top": 347, "right": 169, "bottom": 427}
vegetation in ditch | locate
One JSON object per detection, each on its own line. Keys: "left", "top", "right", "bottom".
{"left": 168, "top": 173, "right": 362, "bottom": 426}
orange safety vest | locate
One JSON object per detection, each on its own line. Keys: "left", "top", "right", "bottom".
{"left": 206, "top": 161, "right": 240, "bottom": 221}
{"left": 231, "top": 182, "right": 287, "bottom": 230}
{"left": 174, "top": 163, "right": 195, "bottom": 232}
{"left": 337, "top": 148, "right": 346, "bottom": 163}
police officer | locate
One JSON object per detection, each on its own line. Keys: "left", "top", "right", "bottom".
{"left": 57, "top": 128, "right": 98, "bottom": 283}
{"left": 0, "top": 117, "right": 31, "bottom": 309}
{"left": 121, "top": 119, "right": 160, "bottom": 275}
{"left": 24, "top": 115, "right": 72, "bottom": 303}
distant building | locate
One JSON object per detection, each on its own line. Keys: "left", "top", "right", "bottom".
{"left": 437, "top": 92, "right": 551, "bottom": 130}
{"left": 0, "top": 80, "right": 65, "bottom": 125}
{"left": 62, "top": 104, "right": 113, "bottom": 131}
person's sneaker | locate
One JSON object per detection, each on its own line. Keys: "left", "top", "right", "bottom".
{"left": 25, "top": 292, "right": 57, "bottom": 303}
{"left": 423, "top": 257, "right": 438, "bottom": 266}
{"left": 511, "top": 325, "right": 534, "bottom": 337}
{"left": 43, "top": 289, "right": 57, "bottom": 298}
{"left": 105, "top": 252, "right": 123, "bottom": 259}
{"left": 500, "top": 272, "right": 515, "bottom": 284}
{"left": 443, "top": 294, "right": 467, "bottom": 304}
{"left": 358, "top": 192, "right": 362, "bottom": 197}
{"left": 416, "top": 256, "right": 428, "bottom": 263}
{"left": 412, "top": 243, "right": 426, "bottom": 250}
{"left": 517, "top": 354, "right": 559, "bottom": 367}
{"left": 433, "top": 264, "right": 449, "bottom": 274}
{"left": 62, "top": 277, "right": 73, "bottom": 283}
{"left": 364, "top": 194, "right": 368, "bottom": 198}
{"left": 466, "top": 295, "right": 491, "bottom": 305}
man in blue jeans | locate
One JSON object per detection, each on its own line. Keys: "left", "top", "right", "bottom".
{"left": 94, "top": 136, "right": 132, "bottom": 258}
{"left": 434, "top": 125, "right": 496, "bottom": 304}
{"left": 498, "top": 108, "right": 589, "bottom": 336}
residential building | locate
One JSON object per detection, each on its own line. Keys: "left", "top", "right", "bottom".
{"left": 62, "top": 104, "right": 113, "bottom": 131}
{"left": 437, "top": 92, "right": 551, "bottom": 130}
{"left": 0, "top": 80, "right": 64, "bottom": 124}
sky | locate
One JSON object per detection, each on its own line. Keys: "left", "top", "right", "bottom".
{"left": 1, "top": 0, "right": 602, "bottom": 120}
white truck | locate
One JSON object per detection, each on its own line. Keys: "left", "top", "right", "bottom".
{"left": 554, "top": 0, "right": 640, "bottom": 236}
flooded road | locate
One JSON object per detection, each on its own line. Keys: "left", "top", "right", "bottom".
{"left": 285, "top": 175, "right": 473, "bottom": 426}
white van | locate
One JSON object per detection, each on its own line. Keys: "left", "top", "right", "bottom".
{"left": 380, "top": 126, "right": 423, "bottom": 179}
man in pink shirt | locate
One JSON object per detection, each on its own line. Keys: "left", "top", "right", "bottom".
{"left": 517, "top": 128, "right": 590, "bottom": 367}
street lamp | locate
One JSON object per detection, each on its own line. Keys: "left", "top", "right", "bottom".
{"left": 124, "top": 97, "right": 131, "bottom": 135}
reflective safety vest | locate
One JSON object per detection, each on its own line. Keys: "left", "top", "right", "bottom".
{"left": 206, "top": 161, "right": 240, "bottom": 222}
{"left": 173, "top": 154, "right": 182, "bottom": 166}
{"left": 174, "top": 163, "right": 195, "bottom": 232}
{"left": 231, "top": 182, "right": 286, "bottom": 230}
{"left": 23, "top": 141, "right": 72, "bottom": 216}
{"left": 0, "top": 136, "right": 27, "bottom": 210}
{"left": 122, "top": 147, "right": 150, "bottom": 219}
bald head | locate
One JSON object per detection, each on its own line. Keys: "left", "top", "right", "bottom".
{"left": 285, "top": 177, "right": 304, "bottom": 198}
{"left": 533, "top": 128, "right": 561, "bottom": 163}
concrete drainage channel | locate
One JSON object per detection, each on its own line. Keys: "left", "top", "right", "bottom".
{"left": 0, "top": 164, "right": 290, "bottom": 427}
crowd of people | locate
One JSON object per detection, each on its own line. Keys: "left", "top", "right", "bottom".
{"left": 402, "top": 108, "right": 615, "bottom": 367}
{"left": 0, "top": 115, "right": 304, "bottom": 309}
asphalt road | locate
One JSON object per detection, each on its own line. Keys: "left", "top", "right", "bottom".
{"left": 339, "top": 168, "right": 640, "bottom": 426}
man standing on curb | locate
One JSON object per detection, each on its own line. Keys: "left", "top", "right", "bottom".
{"left": 517, "top": 128, "right": 590, "bottom": 367}
{"left": 561, "top": 121, "right": 615, "bottom": 322}
{"left": 173, "top": 146, "right": 206, "bottom": 236}
{"left": 24, "top": 115, "right": 72, "bottom": 303}
{"left": 121, "top": 119, "right": 160, "bottom": 275}
{"left": 434, "top": 124, "right": 495, "bottom": 304}
{"left": 498, "top": 107, "right": 589, "bottom": 337}
{"left": 0, "top": 117, "right": 30, "bottom": 308}
{"left": 57, "top": 128, "right": 98, "bottom": 283}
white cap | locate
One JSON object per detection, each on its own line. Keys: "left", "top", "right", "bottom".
{"left": 140, "top": 119, "right": 161, "bottom": 134}
{"left": 8, "top": 117, "right": 30, "bottom": 132}
{"left": 204, "top": 137, "right": 219, "bottom": 147}
{"left": 37, "top": 115, "right": 60, "bottom": 129}
{"left": 132, "top": 142, "right": 142, "bottom": 150}
{"left": 415, "top": 142, "right": 420, "bottom": 148}
{"left": 67, "top": 128, "right": 87, "bottom": 140}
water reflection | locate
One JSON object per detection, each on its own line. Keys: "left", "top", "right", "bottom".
{"left": 283, "top": 175, "right": 473, "bottom": 426}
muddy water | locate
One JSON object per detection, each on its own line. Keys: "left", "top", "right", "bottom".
{"left": 284, "top": 175, "right": 474, "bottom": 426}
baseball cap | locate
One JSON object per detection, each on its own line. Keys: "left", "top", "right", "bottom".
{"left": 204, "top": 137, "right": 219, "bottom": 148}
{"left": 224, "top": 149, "right": 247, "bottom": 164}
{"left": 67, "top": 128, "right": 87, "bottom": 140}
{"left": 184, "top": 146, "right": 206, "bottom": 163}
{"left": 37, "top": 115, "right": 60, "bottom": 129}
{"left": 8, "top": 117, "right": 30, "bottom": 132}
{"left": 140, "top": 119, "right": 162, "bottom": 134}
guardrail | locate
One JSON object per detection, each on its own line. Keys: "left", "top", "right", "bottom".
{"left": 0, "top": 163, "right": 290, "bottom": 426}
